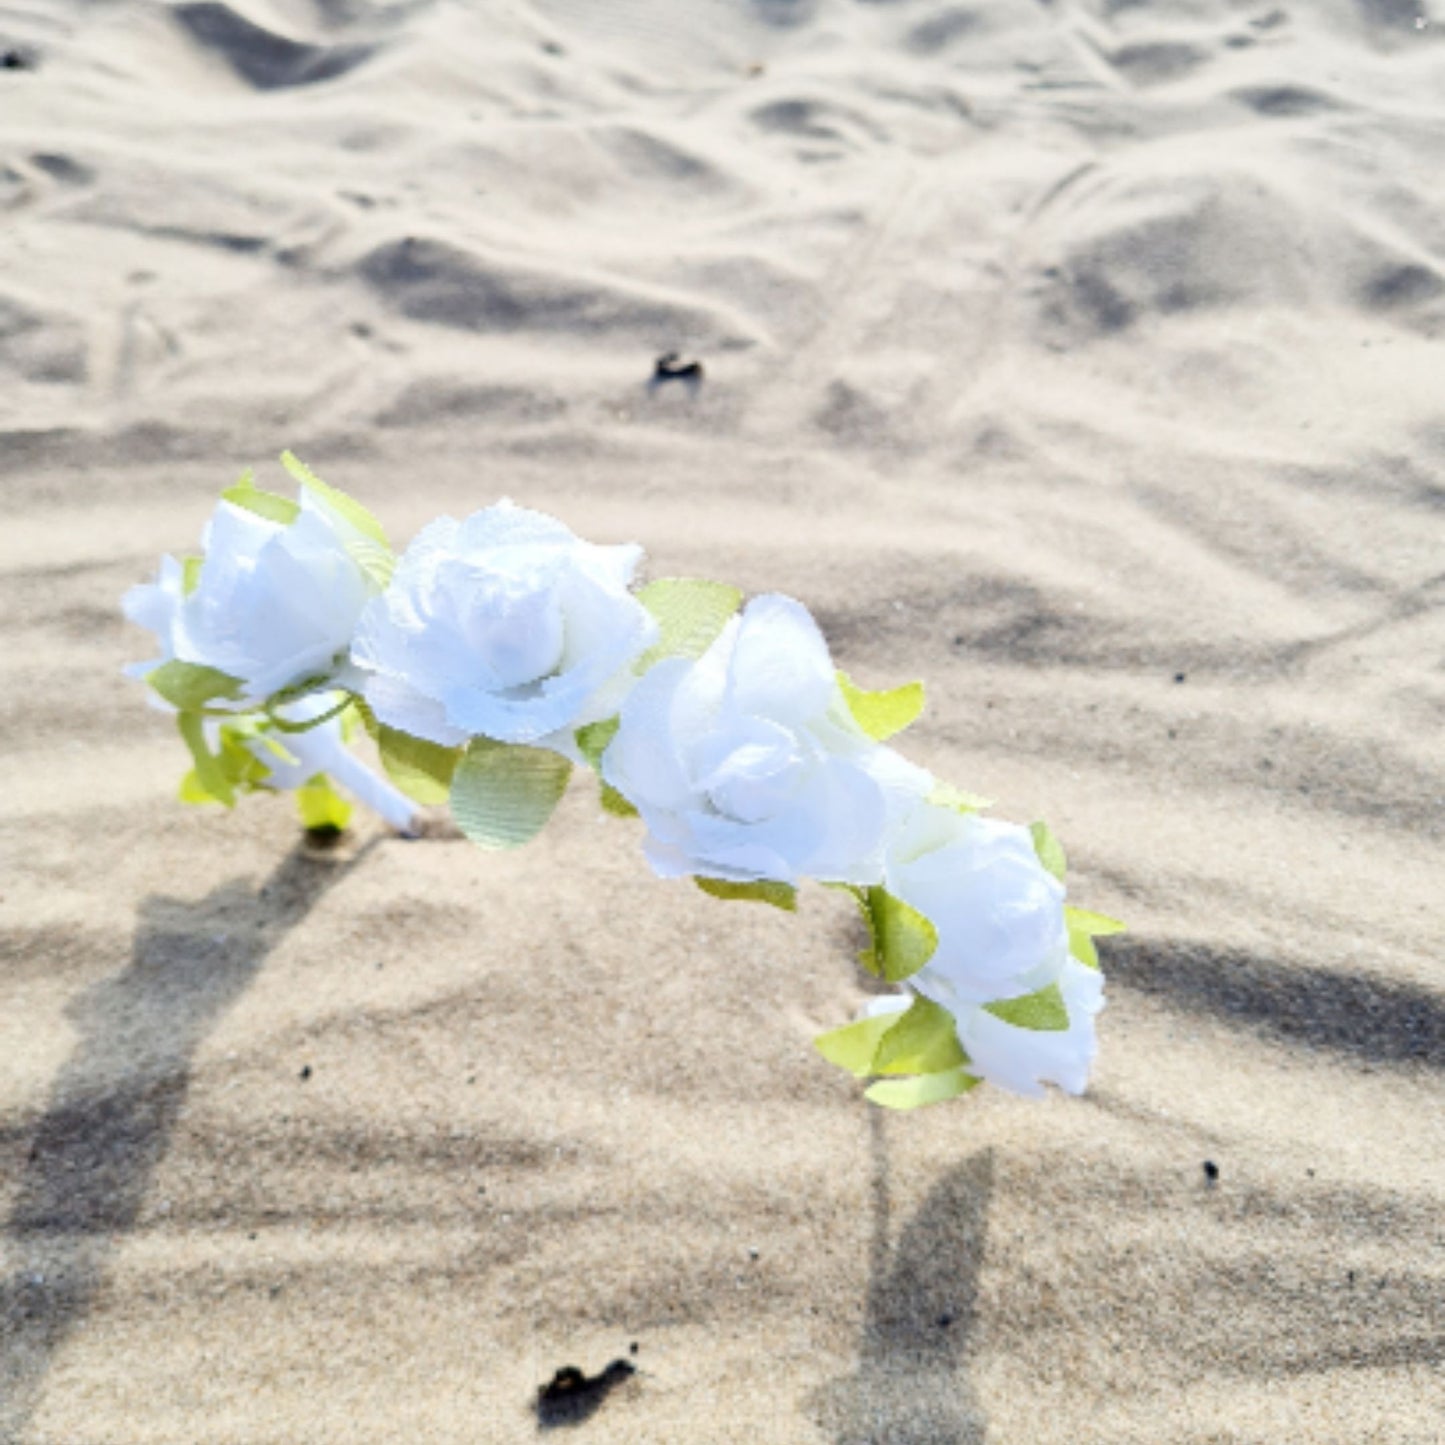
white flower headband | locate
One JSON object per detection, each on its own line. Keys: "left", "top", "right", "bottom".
{"left": 123, "top": 456, "right": 1123, "bottom": 1111}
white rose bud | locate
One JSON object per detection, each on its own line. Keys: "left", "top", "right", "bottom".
{"left": 351, "top": 501, "right": 657, "bottom": 750}
{"left": 883, "top": 803, "right": 1104, "bottom": 1096}
{"left": 124, "top": 494, "right": 375, "bottom": 705}
{"left": 603, "top": 594, "right": 931, "bottom": 885}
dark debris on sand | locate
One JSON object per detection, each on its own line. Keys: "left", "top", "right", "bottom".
{"left": 535, "top": 1358, "right": 637, "bottom": 1428}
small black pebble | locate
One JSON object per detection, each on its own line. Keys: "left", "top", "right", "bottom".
{"left": 1, "top": 49, "right": 32, "bottom": 70}
{"left": 937, "top": 1312, "right": 954, "bottom": 1328}
{"left": 1173, "top": 672, "right": 1187, "bottom": 684}
{"left": 629, "top": 1341, "right": 639, "bottom": 1356}
{"left": 1348, "top": 1270, "right": 1356, "bottom": 1286}
{"left": 299, "top": 1065, "right": 312, "bottom": 1081}
{"left": 1203, "top": 1160, "right": 1219, "bottom": 1182}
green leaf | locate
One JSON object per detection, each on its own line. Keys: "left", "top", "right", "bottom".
{"left": 1067, "top": 927, "right": 1098, "bottom": 969}
{"left": 178, "top": 768, "right": 216, "bottom": 805}
{"left": 280, "top": 451, "right": 395, "bottom": 588}
{"left": 928, "top": 782, "right": 993, "bottom": 814}
{"left": 177, "top": 712, "right": 235, "bottom": 807}
{"left": 600, "top": 782, "right": 639, "bottom": 818}
{"left": 450, "top": 739, "right": 571, "bottom": 850}
{"left": 181, "top": 555, "right": 204, "bottom": 596}
{"left": 814, "top": 1011, "right": 904, "bottom": 1078}
{"left": 694, "top": 876, "right": 797, "bottom": 911}
{"left": 377, "top": 725, "right": 462, "bottom": 806}
{"left": 865, "top": 1066, "right": 980, "bottom": 1111}
{"left": 575, "top": 717, "right": 620, "bottom": 772}
{"left": 985, "top": 982, "right": 1069, "bottom": 1032}
{"left": 850, "top": 885, "right": 938, "bottom": 983}
{"left": 222, "top": 470, "right": 300, "bottom": 526}
{"left": 836, "top": 670, "right": 924, "bottom": 741}
{"left": 147, "top": 660, "right": 245, "bottom": 711}
{"left": 1065, "top": 907, "right": 1124, "bottom": 970}
{"left": 871, "top": 995, "right": 967, "bottom": 1076}
{"left": 635, "top": 578, "right": 742, "bottom": 671}
{"left": 1066, "top": 907, "right": 1126, "bottom": 936}
{"left": 295, "top": 774, "right": 354, "bottom": 833}
{"left": 1030, "top": 820, "right": 1067, "bottom": 882}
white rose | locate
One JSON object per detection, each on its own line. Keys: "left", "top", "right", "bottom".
{"left": 881, "top": 803, "right": 1104, "bottom": 1096}
{"left": 124, "top": 494, "right": 374, "bottom": 705}
{"left": 885, "top": 805, "right": 1069, "bottom": 1006}
{"left": 602, "top": 593, "right": 932, "bottom": 885}
{"left": 351, "top": 501, "right": 657, "bottom": 749}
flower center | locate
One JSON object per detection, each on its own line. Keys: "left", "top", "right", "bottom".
{"left": 693, "top": 717, "right": 805, "bottom": 823}
{"left": 460, "top": 572, "right": 564, "bottom": 690}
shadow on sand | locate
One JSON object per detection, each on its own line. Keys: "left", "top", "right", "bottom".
{"left": 0, "top": 841, "right": 369, "bottom": 1440}
{"left": 810, "top": 1112, "right": 994, "bottom": 1444}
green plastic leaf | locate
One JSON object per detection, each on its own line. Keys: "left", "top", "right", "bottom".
{"left": 635, "top": 578, "right": 742, "bottom": 671}
{"left": 836, "top": 670, "right": 924, "bottom": 741}
{"left": 575, "top": 717, "right": 620, "bottom": 772}
{"left": 177, "top": 712, "right": 234, "bottom": 807}
{"left": 871, "top": 995, "right": 967, "bottom": 1076}
{"left": 600, "top": 783, "right": 639, "bottom": 819}
{"left": 866, "top": 1066, "right": 980, "bottom": 1111}
{"left": 377, "top": 725, "right": 462, "bottom": 806}
{"left": 178, "top": 768, "right": 215, "bottom": 805}
{"left": 147, "top": 661, "right": 244, "bottom": 712}
{"left": 450, "top": 739, "right": 571, "bottom": 850}
{"left": 814, "top": 1011, "right": 904, "bottom": 1077}
{"left": 928, "top": 782, "right": 993, "bottom": 814}
{"left": 694, "top": 876, "right": 797, "bottom": 911}
{"left": 1065, "top": 907, "right": 1124, "bottom": 970}
{"left": 850, "top": 885, "right": 938, "bottom": 983}
{"left": 181, "top": 555, "right": 204, "bottom": 596}
{"left": 222, "top": 471, "right": 300, "bottom": 526}
{"left": 1066, "top": 907, "right": 1126, "bottom": 936}
{"left": 1067, "top": 927, "right": 1098, "bottom": 969}
{"left": 295, "top": 773, "right": 353, "bottom": 833}
{"left": 985, "top": 982, "right": 1069, "bottom": 1032}
{"left": 280, "top": 451, "right": 395, "bottom": 588}
{"left": 1030, "top": 820, "right": 1067, "bottom": 882}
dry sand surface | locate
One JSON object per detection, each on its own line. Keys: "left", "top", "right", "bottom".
{"left": 2, "top": 0, "right": 1444, "bottom": 1440}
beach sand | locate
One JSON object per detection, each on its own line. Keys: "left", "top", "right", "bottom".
{"left": 1, "top": 1, "right": 1442, "bottom": 1439}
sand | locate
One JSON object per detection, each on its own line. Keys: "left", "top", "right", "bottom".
{"left": 1, "top": 0, "right": 1443, "bottom": 1440}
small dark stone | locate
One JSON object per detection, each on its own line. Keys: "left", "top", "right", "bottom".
{"left": 541, "top": 39, "right": 565, "bottom": 55}
{"left": 1, "top": 49, "right": 33, "bottom": 71}
{"left": 1203, "top": 1159, "right": 1219, "bottom": 1183}
{"left": 1173, "top": 672, "right": 1187, "bottom": 684}
{"left": 299, "top": 1065, "right": 312, "bottom": 1082}
{"left": 629, "top": 1341, "right": 639, "bottom": 1356}
{"left": 937, "top": 1312, "right": 955, "bottom": 1328}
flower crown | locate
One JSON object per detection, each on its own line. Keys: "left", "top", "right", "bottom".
{"left": 123, "top": 455, "right": 1122, "bottom": 1111}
